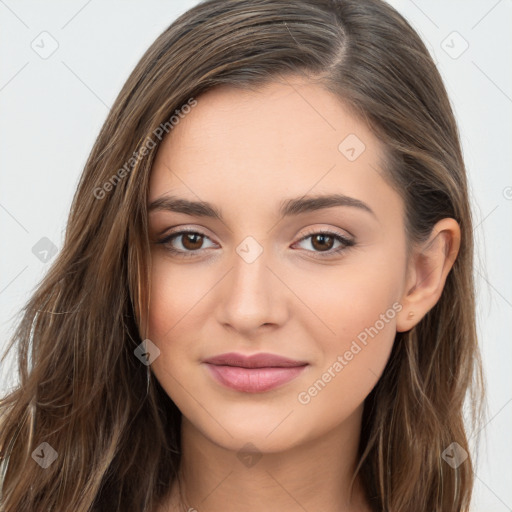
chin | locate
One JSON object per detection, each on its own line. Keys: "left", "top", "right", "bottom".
{"left": 193, "top": 410, "right": 310, "bottom": 453}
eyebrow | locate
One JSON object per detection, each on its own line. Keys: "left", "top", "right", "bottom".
{"left": 148, "top": 193, "right": 376, "bottom": 220}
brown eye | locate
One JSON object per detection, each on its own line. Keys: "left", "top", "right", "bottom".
{"left": 181, "top": 232, "right": 204, "bottom": 250}
{"left": 157, "top": 230, "right": 216, "bottom": 257}
{"left": 294, "top": 230, "right": 355, "bottom": 258}
{"left": 310, "top": 233, "right": 335, "bottom": 252}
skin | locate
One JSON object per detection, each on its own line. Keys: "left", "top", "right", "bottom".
{"left": 140, "top": 74, "right": 461, "bottom": 512}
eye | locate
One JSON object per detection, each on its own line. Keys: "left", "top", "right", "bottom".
{"left": 293, "top": 229, "right": 355, "bottom": 257}
{"left": 157, "top": 229, "right": 216, "bottom": 258}
{"left": 156, "top": 227, "right": 355, "bottom": 259}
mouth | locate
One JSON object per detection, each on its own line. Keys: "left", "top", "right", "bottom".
{"left": 202, "top": 352, "right": 309, "bottom": 393}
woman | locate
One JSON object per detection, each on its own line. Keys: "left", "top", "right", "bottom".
{"left": 0, "top": 0, "right": 485, "bottom": 510}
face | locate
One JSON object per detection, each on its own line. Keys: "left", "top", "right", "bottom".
{"left": 141, "top": 75, "right": 409, "bottom": 453}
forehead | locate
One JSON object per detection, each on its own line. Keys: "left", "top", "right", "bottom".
{"left": 148, "top": 77, "right": 399, "bottom": 223}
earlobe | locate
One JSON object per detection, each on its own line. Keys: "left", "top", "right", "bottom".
{"left": 396, "top": 218, "right": 461, "bottom": 332}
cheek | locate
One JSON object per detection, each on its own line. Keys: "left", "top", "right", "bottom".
{"left": 289, "top": 245, "right": 404, "bottom": 343}
{"left": 293, "top": 285, "right": 399, "bottom": 424}
{"left": 142, "top": 258, "right": 217, "bottom": 385}
{"left": 289, "top": 248, "right": 403, "bottom": 400}
{"left": 144, "top": 256, "right": 210, "bottom": 339}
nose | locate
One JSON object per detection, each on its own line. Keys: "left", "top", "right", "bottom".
{"left": 216, "top": 243, "right": 288, "bottom": 335}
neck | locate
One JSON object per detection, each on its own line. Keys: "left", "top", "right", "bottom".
{"left": 163, "top": 403, "right": 372, "bottom": 512}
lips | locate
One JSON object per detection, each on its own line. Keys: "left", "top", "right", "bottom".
{"left": 203, "top": 352, "right": 308, "bottom": 368}
{"left": 202, "top": 352, "right": 308, "bottom": 393}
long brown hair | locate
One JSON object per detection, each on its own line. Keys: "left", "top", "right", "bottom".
{"left": 0, "top": 0, "right": 486, "bottom": 510}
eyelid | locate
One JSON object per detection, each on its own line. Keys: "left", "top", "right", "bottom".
{"left": 297, "top": 225, "right": 353, "bottom": 242}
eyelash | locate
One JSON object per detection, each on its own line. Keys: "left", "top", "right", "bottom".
{"left": 157, "top": 227, "right": 355, "bottom": 259}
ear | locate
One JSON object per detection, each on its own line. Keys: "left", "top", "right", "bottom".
{"left": 396, "top": 218, "right": 461, "bottom": 332}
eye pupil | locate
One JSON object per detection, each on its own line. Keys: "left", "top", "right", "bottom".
{"left": 311, "top": 234, "right": 334, "bottom": 251}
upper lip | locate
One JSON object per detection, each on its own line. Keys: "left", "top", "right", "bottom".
{"left": 203, "top": 352, "right": 308, "bottom": 369}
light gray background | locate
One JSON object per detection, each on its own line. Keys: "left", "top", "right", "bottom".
{"left": 1, "top": 1, "right": 511, "bottom": 510}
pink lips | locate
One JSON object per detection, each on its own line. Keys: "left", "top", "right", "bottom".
{"left": 202, "top": 352, "right": 308, "bottom": 393}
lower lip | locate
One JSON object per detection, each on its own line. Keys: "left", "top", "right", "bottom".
{"left": 204, "top": 363, "right": 307, "bottom": 393}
